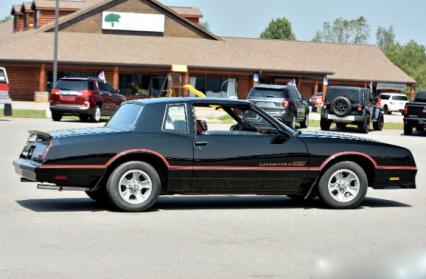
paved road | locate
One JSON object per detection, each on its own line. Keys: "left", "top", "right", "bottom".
{"left": 0, "top": 118, "right": 425, "bottom": 279}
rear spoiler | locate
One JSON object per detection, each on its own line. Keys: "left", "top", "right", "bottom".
{"left": 28, "top": 130, "right": 51, "bottom": 140}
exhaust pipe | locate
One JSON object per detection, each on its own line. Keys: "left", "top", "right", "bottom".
{"left": 37, "top": 184, "right": 91, "bottom": 192}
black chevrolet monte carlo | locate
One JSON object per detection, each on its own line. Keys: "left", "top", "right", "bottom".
{"left": 14, "top": 98, "right": 417, "bottom": 211}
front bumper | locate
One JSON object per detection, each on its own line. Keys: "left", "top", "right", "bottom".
{"left": 372, "top": 168, "right": 417, "bottom": 189}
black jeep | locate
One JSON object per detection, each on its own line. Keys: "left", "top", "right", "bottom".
{"left": 320, "top": 86, "right": 384, "bottom": 133}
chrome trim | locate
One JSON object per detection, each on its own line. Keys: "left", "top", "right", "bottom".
{"left": 37, "top": 184, "right": 91, "bottom": 191}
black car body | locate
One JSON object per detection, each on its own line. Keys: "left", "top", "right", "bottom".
{"left": 14, "top": 98, "right": 416, "bottom": 211}
{"left": 50, "top": 77, "right": 126, "bottom": 122}
{"left": 321, "top": 86, "right": 384, "bottom": 133}
{"left": 248, "top": 84, "right": 309, "bottom": 128}
{"left": 403, "top": 91, "right": 426, "bottom": 135}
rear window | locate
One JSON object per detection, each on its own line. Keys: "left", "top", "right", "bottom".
{"left": 379, "top": 95, "right": 391, "bottom": 100}
{"left": 392, "top": 95, "right": 408, "bottom": 101}
{"left": 249, "top": 88, "right": 288, "bottom": 99}
{"left": 414, "top": 92, "right": 426, "bottom": 102}
{"left": 0, "top": 70, "right": 7, "bottom": 84}
{"left": 106, "top": 103, "right": 143, "bottom": 130}
{"left": 55, "top": 80, "right": 94, "bottom": 91}
{"left": 326, "top": 88, "right": 361, "bottom": 103}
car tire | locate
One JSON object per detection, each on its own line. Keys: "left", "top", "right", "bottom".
{"left": 373, "top": 113, "right": 384, "bottom": 131}
{"left": 79, "top": 115, "right": 89, "bottom": 122}
{"left": 320, "top": 119, "right": 331, "bottom": 131}
{"left": 299, "top": 114, "right": 309, "bottom": 129}
{"left": 318, "top": 161, "right": 368, "bottom": 209}
{"left": 287, "top": 116, "right": 296, "bottom": 129}
{"left": 384, "top": 105, "right": 391, "bottom": 115}
{"left": 90, "top": 105, "right": 101, "bottom": 123}
{"left": 106, "top": 161, "right": 161, "bottom": 212}
{"left": 404, "top": 123, "right": 413, "bottom": 135}
{"left": 336, "top": 123, "right": 346, "bottom": 130}
{"left": 358, "top": 117, "right": 369, "bottom": 134}
{"left": 417, "top": 125, "right": 424, "bottom": 132}
{"left": 52, "top": 112, "right": 62, "bottom": 122}
{"left": 85, "top": 187, "right": 107, "bottom": 203}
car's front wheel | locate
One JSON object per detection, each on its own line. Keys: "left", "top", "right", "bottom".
{"left": 52, "top": 112, "right": 62, "bottom": 122}
{"left": 106, "top": 161, "right": 161, "bottom": 212}
{"left": 299, "top": 114, "right": 309, "bottom": 129}
{"left": 404, "top": 123, "right": 413, "bottom": 135}
{"left": 318, "top": 161, "right": 368, "bottom": 209}
{"left": 373, "top": 113, "right": 384, "bottom": 131}
{"left": 90, "top": 105, "right": 102, "bottom": 123}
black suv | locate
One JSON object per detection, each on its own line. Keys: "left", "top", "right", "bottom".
{"left": 247, "top": 84, "right": 309, "bottom": 128}
{"left": 320, "top": 86, "right": 384, "bottom": 133}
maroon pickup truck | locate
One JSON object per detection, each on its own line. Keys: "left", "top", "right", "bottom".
{"left": 50, "top": 77, "right": 126, "bottom": 122}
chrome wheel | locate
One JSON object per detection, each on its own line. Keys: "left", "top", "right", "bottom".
{"left": 118, "top": 170, "right": 152, "bottom": 205}
{"left": 94, "top": 106, "right": 101, "bottom": 122}
{"left": 327, "top": 169, "right": 360, "bottom": 203}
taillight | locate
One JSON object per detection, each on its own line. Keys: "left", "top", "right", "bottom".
{"left": 51, "top": 88, "right": 60, "bottom": 95}
{"left": 402, "top": 104, "right": 408, "bottom": 116}
{"left": 80, "top": 90, "right": 93, "bottom": 97}
{"left": 41, "top": 141, "right": 52, "bottom": 159}
{"left": 376, "top": 98, "right": 382, "bottom": 107}
{"left": 282, "top": 100, "right": 289, "bottom": 108}
{"left": 357, "top": 104, "right": 363, "bottom": 111}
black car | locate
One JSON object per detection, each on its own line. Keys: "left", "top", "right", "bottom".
{"left": 320, "top": 86, "right": 384, "bottom": 133}
{"left": 14, "top": 98, "right": 416, "bottom": 212}
{"left": 247, "top": 84, "right": 309, "bottom": 128}
{"left": 403, "top": 91, "right": 426, "bottom": 135}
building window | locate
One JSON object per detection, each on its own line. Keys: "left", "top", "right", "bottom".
{"left": 34, "top": 10, "right": 40, "bottom": 28}
{"left": 23, "top": 13, "right": 28, "bottom": 29}
{"left": 190, "top": 76, "right": 238, "bottom": 99}
{"left": 14, "top": 16, "right": 19, "bottom": 31}
{"left": 119, "top": 74, "right": 168, "bottom": 97}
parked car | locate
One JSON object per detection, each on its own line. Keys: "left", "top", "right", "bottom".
{"left": 50, "top": 77, "right": 126, "bottom": 122}
{"left": 320, "top": 86, "right": 384, "bottom": 133}
{"left": 247, "top": 84, "right": 309, "bottom": 128}
{"left": 403, "top": 91, "right": 426, "bottom": 135}
{"left": 14, "top": 98, "right": 417, "bottom": 211}
{"left": 0, "top": 67, "right": 12, "bottom": 105}
{"left": 306, "top": 92, "right": 323, "bottom": 112}
{"left": 379, "top": 93, "right": 409, "bottom": 115}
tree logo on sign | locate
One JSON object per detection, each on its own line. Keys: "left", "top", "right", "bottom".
{"left": 104, "top": 13, "right": 121, "bottom": 28}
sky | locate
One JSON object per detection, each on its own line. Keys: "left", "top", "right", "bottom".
{"left": 1, "top": 0, "right": 425, "bottom": 45}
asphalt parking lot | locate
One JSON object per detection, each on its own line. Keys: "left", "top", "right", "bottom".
{"left": 1, "top": 118, "right": 425, "bottom": 279}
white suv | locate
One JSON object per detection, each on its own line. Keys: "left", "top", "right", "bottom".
{"left": 379, "top": 93, "right": 408, "bottom": 115}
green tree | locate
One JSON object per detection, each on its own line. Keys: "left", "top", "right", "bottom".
{"left": 313, "top": 16, "right": 369, "bottom": 44}
{"left": 376, "top": 26, "right": 396, "bottom": 53}
{"left": 260, "top": 17, "right": 296, "bottom": 40}
{"left": 104, "top": 13, "right": 121, "bottom": 28}
{"left": 386, "top": 41, "right": 426, "bottom": 90}
{"left": 0, "top": 16, "right": 11, "bottom": 24}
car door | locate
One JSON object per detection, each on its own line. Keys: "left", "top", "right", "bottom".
{"left": 97, "top": 81, "right": 114, "bottom": 114}
{"left": 105, "top": 83, "right": 122, "bottom": 113}
{"left": 191, "top": 104, "right": 309, "bottom": 194}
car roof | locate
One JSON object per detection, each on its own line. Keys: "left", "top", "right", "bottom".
{"left": 380, "top": 93, "right": 406, "bottom": 96}
{"left": 128, "top": 97, "right": 252, "bottom": 106}
{"left": 59, "top": 77, "right": 100, "bottom": 81}
{"left": 253, "top": 84, "right": 290, "bottom": 90}
{"left": 328, "top": 86, "right": 365, "bottom": 91}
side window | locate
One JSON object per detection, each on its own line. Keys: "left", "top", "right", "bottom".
{"left": 98, "top": 82, "right": 107, "bottom": 91}
{"left": 163, "top": 104, "right": 188, "bottom": 133}
{"left": 106, "top": 83, "right": 114, "bottom": 92}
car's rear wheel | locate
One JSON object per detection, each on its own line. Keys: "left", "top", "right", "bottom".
{"left": 106, "top": 161, "right": 161, "bottom": 212}
{"left": 287, "top": 116, "right": 296, "bottom": 129}
{"left": 358, "top": 116, "right": 370, "bottom": 133}
{"left": 336, "top": 123, "right": 346, "bottom": 130}
{"left": 52, "top": 112, "right": 62, "bottom": 122}
{"left": 373, "top": 113, "right": 384, "bottom": 131}
{"left": 318, "top": 161, "right": 367, "bottom": 209}
{"left": 320, "top": 119, "right": 331, "bottom": 131}
{"left": 404, "top": 123, "right": 413, "bottom": 135}
{"left": 299, "top": 114, "right": 309, "bottom": 129}
{"left": 90, "top": 105, "right": 101, "bottom": 123}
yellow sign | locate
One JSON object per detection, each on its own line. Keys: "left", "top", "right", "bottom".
{"left": 171, "top": 65, "right": 188, "bottom": 73}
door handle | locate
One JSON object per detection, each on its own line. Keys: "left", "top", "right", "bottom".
{"left": 195, "top": 141, "right": 208, "bottom": 146}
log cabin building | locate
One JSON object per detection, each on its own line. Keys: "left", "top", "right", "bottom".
{"left": 1, "top": 0, "right": 415, "bottom": 101}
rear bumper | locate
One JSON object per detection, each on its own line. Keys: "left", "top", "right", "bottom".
{"left": 372, "top": 169, "right": 417, "bottom": 189}
{"left": 262, "top": 108, "right": 293, "bottom": 123}
{"left": 50, "top": 104, "right": 93, "bottom": 115}
{"left": 321, "top": 112, "right": 365, "bottom": 123}
{"left": 404, "top": 118, "right": 426, "bottom": 126}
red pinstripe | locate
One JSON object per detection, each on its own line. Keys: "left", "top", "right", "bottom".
{"left": 40, "top": 149, "right": 417, "bottom": 171}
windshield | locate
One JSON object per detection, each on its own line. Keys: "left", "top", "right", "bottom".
{"left": 0, "top": 70, "right": 7, "bottom": 84}
{"left": 106, "top": 103, "right": 143, "bottom": 130}
{"left": 249, "top": 88, "right": 288, "bottom": 99}
{"left": 55, "top": 80, "right": 94, "bottom": 91}
{"left": 326, "top": 88, "right": 361, "bottom": 103}
{"left": 415, "top": 92, "right": 426, "bottom": 102}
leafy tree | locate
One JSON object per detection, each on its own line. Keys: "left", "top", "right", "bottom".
{"left": 0, "top": 16, "right": 11, "bottom": 24}
{"left": 313, "top": 16, "right": 369, "bottom": 44}
{"left": 104, "top": 13, "right": 121, "bottom": 28}
{"left": 260, "top": 17, "right": 296, "bottom": 40}
{"left": 376, "top": 26, "right": 396, "bottom": 53}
